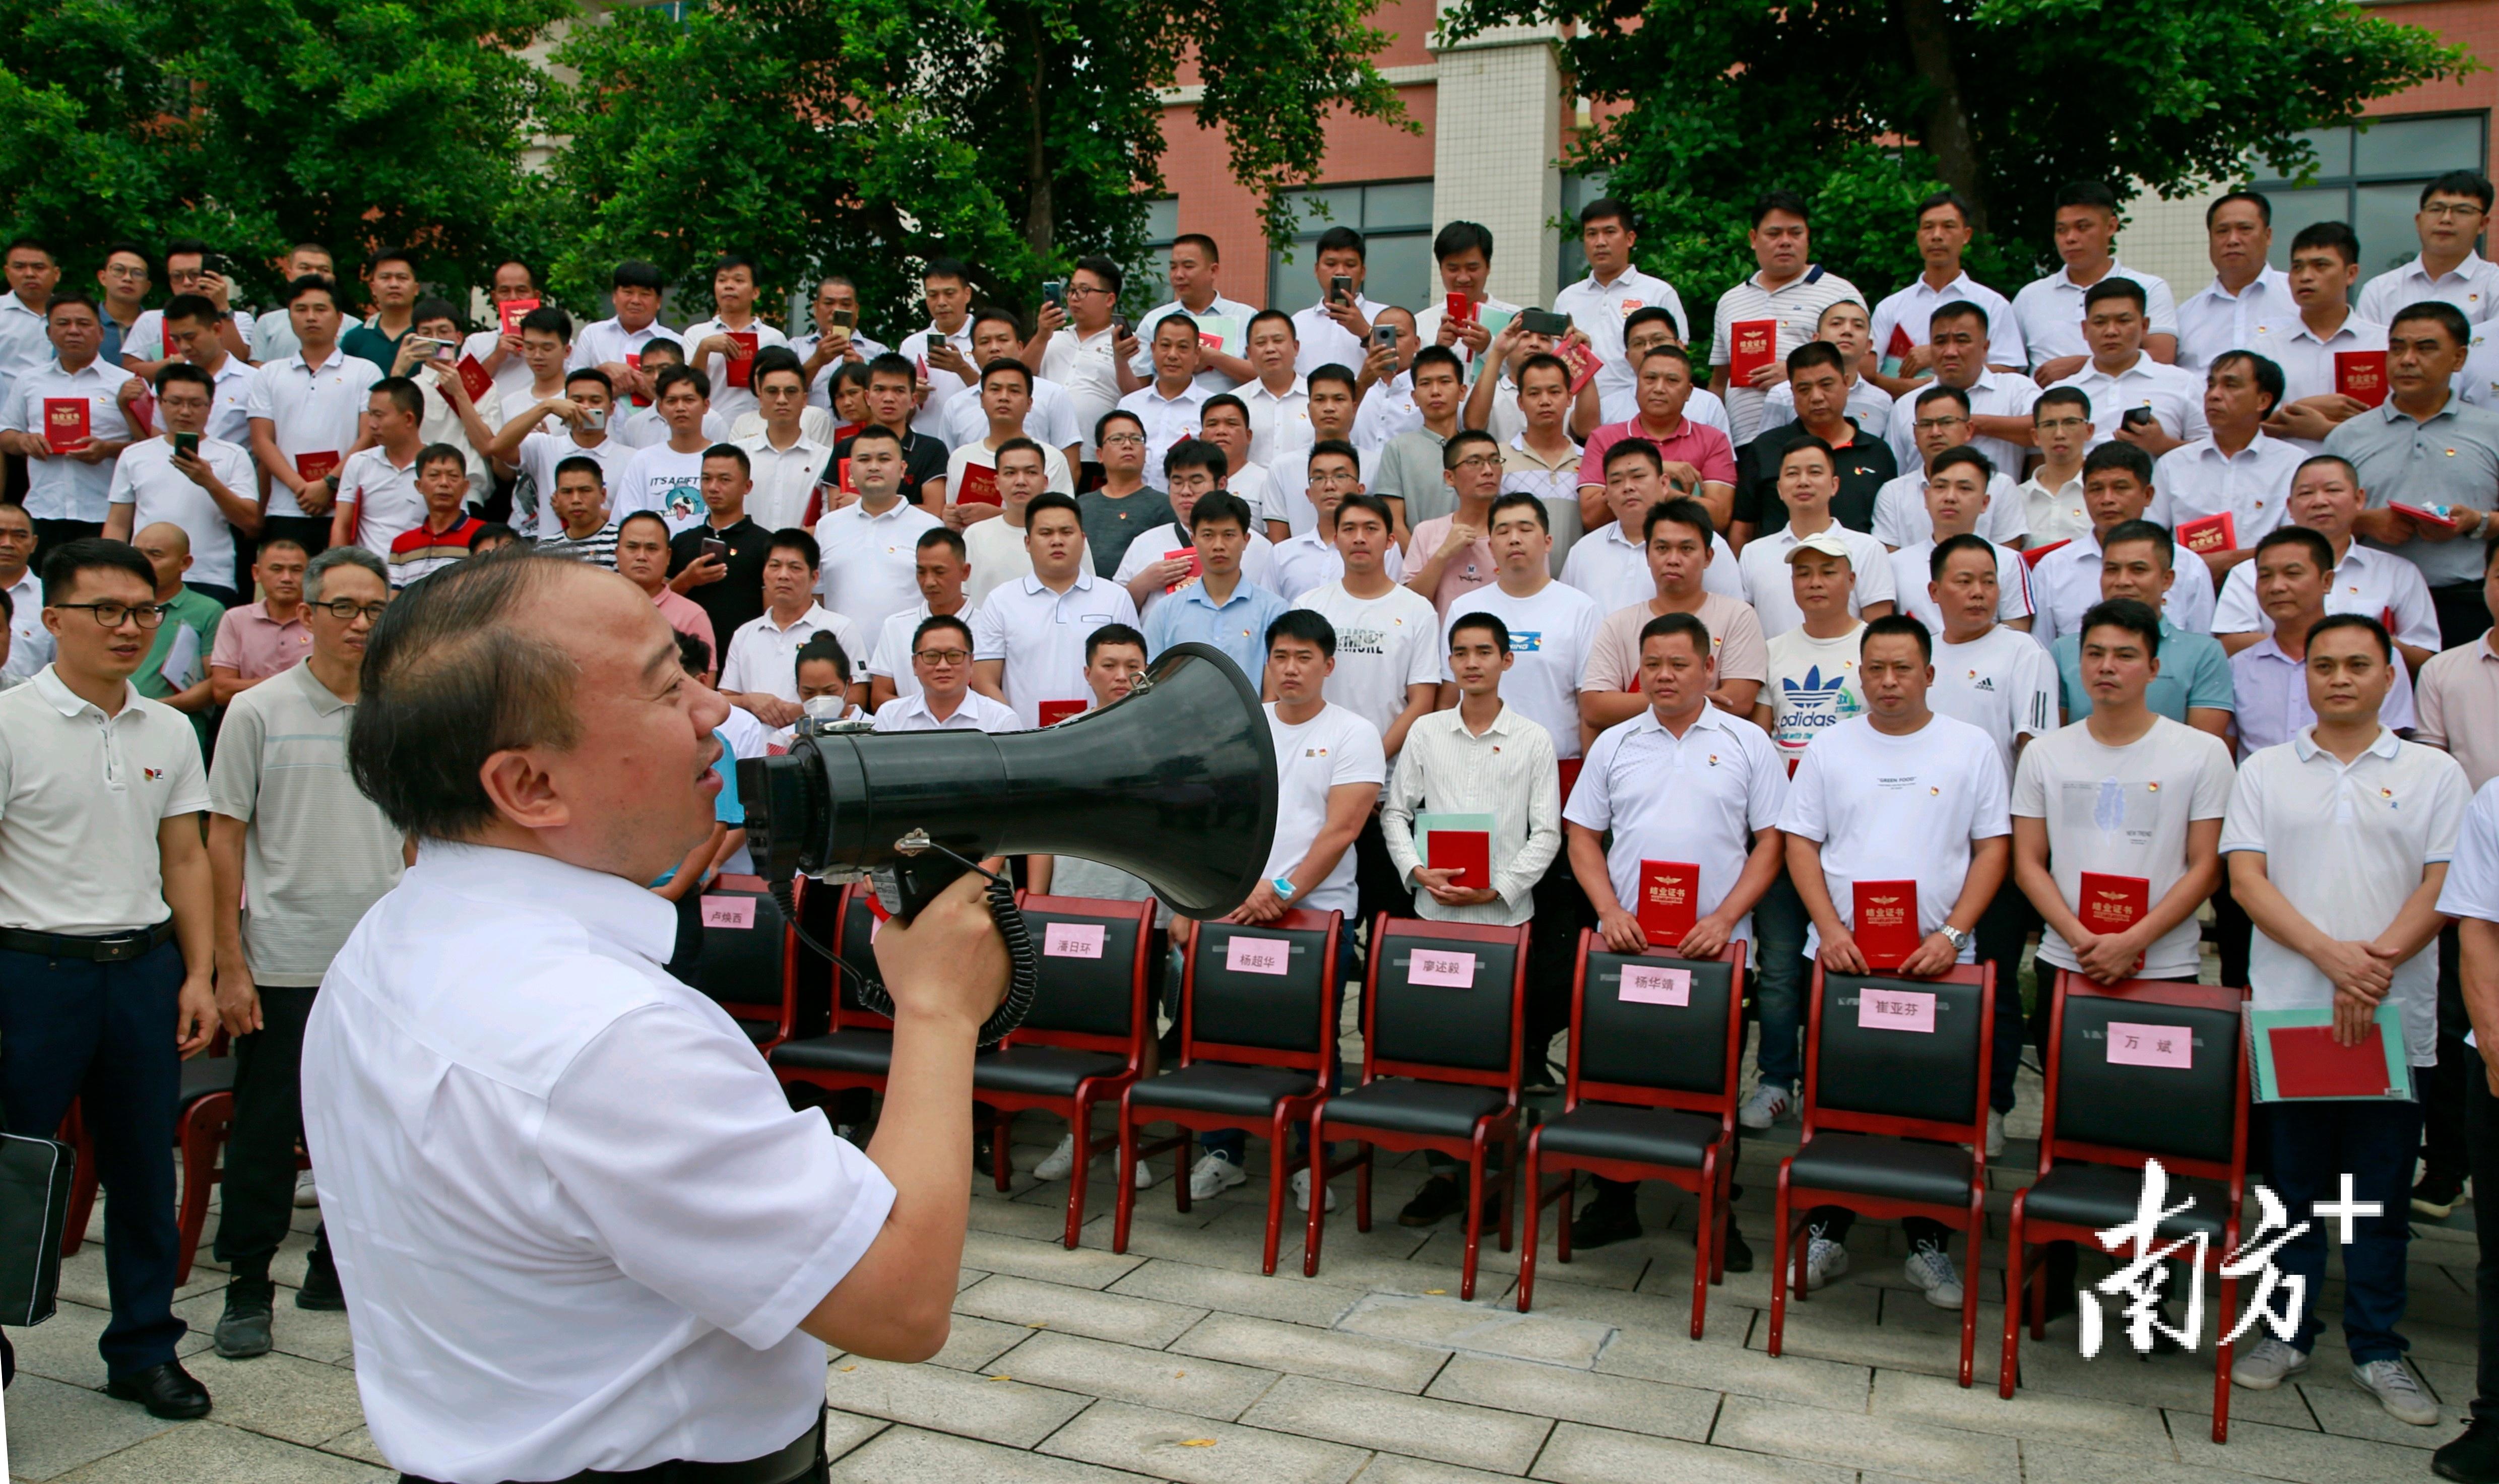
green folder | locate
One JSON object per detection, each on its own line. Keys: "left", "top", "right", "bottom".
{"left": 2250, "top": 1002, "right": 2413, "bottom": 1103}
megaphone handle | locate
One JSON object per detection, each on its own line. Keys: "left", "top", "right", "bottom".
{"left": 854, "top": 858, "right": 1039, "bottom": 1048}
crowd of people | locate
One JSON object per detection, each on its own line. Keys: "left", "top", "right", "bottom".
{"left": 14, "top": 170, "right": 2499, "bottom": 1478}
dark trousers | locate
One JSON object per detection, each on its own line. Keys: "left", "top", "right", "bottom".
{"left": 1526, "top": 854, "right": 1589, "bottom": 1074}
{"left": 261, "top": 513, "right": 330, "bottom": 558}
{"left": 31, "top": 518, "right": 101, "bottom": 556}
{"left": 213, "top": 983, "right": 323, "bottom": 1283}
{"left": 2269, "top": 1095, "right": 2424, "bottom": 1362}
{"left": 1811, "top": 1206, "right": 1953, "bottom": 1251}
{"left": 2432, "top": 582, "right": 2493, "bottom": 652}
{"left": 1977, "top": 880, "right": 2035, "bottom": 1113}
{"left": 2466, "top": 1062, "right": 2499, "bottom": 1419}
{"left": 2423, "top": 923, "right": 2472, "bottom": 1190}
{"left": 2213, "top": 870, "right": 2255, "bottom": 995}
{"left": 0, "top": 940, "right": 187, "bottom": 1376}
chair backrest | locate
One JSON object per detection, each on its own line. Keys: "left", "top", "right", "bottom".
{"left": 1804, "top": 964, "right": 1992, "bottom": 1145}
{"left": 1008, "top": 894, "right": 1152, "bottom": 1057}
{"left": 828, "top": 882, "right": 894, "bottom": 1032}
{"left": 1571, "top": 933, "right": 1745, "bottom": 1116}
{"left": 1365, "top": 917, "right": 1527, "bottom": 1088}
{"left": 1183, "top": 910, "right": 1343, "bottom": 1070}
{"left": 692, "top": 874, "right": 789, "bottom": 1026}
{"left": 2041, "top": 972, "right": 2248, "bottom": 1181}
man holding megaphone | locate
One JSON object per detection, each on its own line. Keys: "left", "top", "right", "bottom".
{"left": 301, "top": 553, "right": 1010, "bottom": 1484}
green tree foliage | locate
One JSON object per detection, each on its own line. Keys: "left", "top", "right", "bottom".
{"left": 0, "top": 0, "right": 569, "bottom": 300}
{"left": 1442, "top": 0, "right": 2471, "bottom": 317}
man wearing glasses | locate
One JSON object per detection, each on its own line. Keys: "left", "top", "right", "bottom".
{"left": 118, "top": 239, "right": 251, "bottom": 381}
{"left": 871, "top": 613, "right": 1018, "bottom": 733}
{"left": 1867, "top": 383, "right": 2029, "bottom": 551}
{"left": 2357, "top": 172, "right": 2499, "bottom": 330}
{"left": 0, "top": 538, "right": 219, "bottom": 1420}
{"left": 1881, "top": 299, "right": 2039, "bottom": 483}
{"left": 204, "top": 546, "right": 402, "bottom": 1362}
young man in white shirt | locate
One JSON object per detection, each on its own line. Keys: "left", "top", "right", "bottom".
{"left": 1880, "top": 299, "right": 2040, "bottom": 488}
{"left": 904, "top": 257, "right": 979, "bottom": 441}
{"left": 1554, "top": 197, "right": 1689, "bottom": 412}
{"left": 2210, "top": 452, "right": 2439, "bottom": 669}
{"left": 1888, "top": 449, "right": 2033, "bottom": 637}
{"left": 617, "top": 365, "right": 720, "bottom": 533}
{"left": 1290, "top": 227, "right": 1391, "bottom": 377}
{"left": 2028, "top": 441, "right": 2216, "bottom": 644}
{"left": 868, "top": 528, "right": 971, "bottom": 711}
{"left": 156, "top": 293, "right": 254, "bottom": 445}
{"left": 2049, "top": 279, "right": 2208, "bottom": 456}
{"left": 2230, "top": 527, "right": 2418, "bottom": 758}
{"left": 454, "top": 261, "right": 557, "bottom": 411}
{"left": 1271, "top": 441, "right": 1406, "bottom": 602}
{"left": 1735, "top": 436, "right": 1898, "bottom": 636}
{"left": 1114, "top": 316, "right": 1211, "bottom": 482}
{"left": 947, "top": 359, "right": 1074, "bottom": 519}
{"left": 733, "top": 356, "right": 831, "bottom": 533}
{"left": 2014, "top": 180, "right": 2181, "bottom": 381}
{"left": 0, "top": 293, "right": 135, "bottom": 547}
{"left": 1411, "top": 221, "right": 1518, "bottom": 376}
{"left": 2019, "top": 387, "right": 2095, "bottom": 548}
{"left": 1565, "top": 609, "right": 1785, "bottom": 1250}
{"left": 1777, "top": 614, "right": 2012, "bottom": 1302}
{"left": 1291, "top": 492, "right": 1439, "bottom": 760}
{"left": 611, "top": 340, "right": 732, "bottom": 453}
{"left": 2151, "top": 351, "right": 2305, "bottom": 588}
{"left": 1436, "top": 491, "right": 1601, "bottom": 765}
{"left": 243, "top": 242, "right": 328, "bottom": 363}
{"left": 1562, "top": 438, "right": 1744, "bottom": 613}
{"left": 971, "top": 491, "right": 1138, "bottom": 727}
{"left": 721, "top": 530, "right": 864, "bottom": 728}
{"left": 943, "top": 307, "right": 1079, "bottom": 462}
{"left": 1264, "top": 365, "right": 1372, "bottom": 542}
{"left": 2355, "top": 171, "right": 2499, "bottom": 329}
{"left": 1579, "top": 496, "right": 1769, "bottom": 741}
{"left": 104, "top": 362, "right": 257, "bottom": 603}
{"left": 2221, "top": 612, "right": 2466, "bottom": 1423}
{"left": 331, "top": 378, "right": 429, "bottom": 557}
{"left": 1869, "top": 191, "right": 2026, "bottom": 394}
{"left": 2257, "top": 221, "right": 2387, "bottom": 452}
{"left": 1868, "top": 384, "right": 2026, "bottom": 551}
{"left": 813, "top": 423, "right": 944, "bottom": 642}
{"left": 871, "top": 613, "right": 1019, "bottom": 733}
{"left": 963, "top": 440, "right": 1084, "bottom": 610}
{"left": 1191, "top": 393, "right": 1275, "bottom": 529}
{"left": 1035, "top": 255, "right": 1131, "bottom": 464}
{"left": 679, "top": 254, "right": 788, "bottom": 426}
{"left": 1126, "top": 234, "right": 1256, "bottom": 390}
{"left": 2177, "top": 191, "right": 2294, "bottom": 370}
{"left": 1709, "top": 190, "right": 1864, "bottom": 444}
{"left": 488, "top": 367, "right": 632, "bottom": 542}
{"left": 1118, "top": 438, "right": 1276, "bottom": 613}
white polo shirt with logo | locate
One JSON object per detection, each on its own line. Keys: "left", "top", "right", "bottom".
{"left": 1565, "top": 703, "right": 1785, "bottom": 947}
{"left": 338, "top": 445, "right": 428, "bottom": 556}
{"left": 971, "top": 570, "right": 1139, "bottom": 729}
{"left": 4, "top": 358, "right": 138, "bottom": 523}
{"left": 814, "top": 497, "right": 943, "bottom": 642}
{"left": 108, "top": 434, "right": 255, "bottom": 591}
{"left": 720, "top": 604, "right": 865, "bottom": 705}
{"left": 244, "top": 346, "right": 387, "bottom": 520}
{"left": 0, "top": 666, "right": 209, "bottom": 934}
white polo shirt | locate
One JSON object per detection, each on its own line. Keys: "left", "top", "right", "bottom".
{"left": 517, "top": 433, "right": 635, "bottom": 542}
{"left": 733, "top": 432, "right": 832, "bottom": 534}
{"left": 1709, "top": 266, "right": 1866, "bottom": 444}
{"left": 2210, "top": 540, "right": 2439, "bottom": 652}
{"left": 615, "top": 405, "right": 729, "bottom": 451}
{"left": 970, "top": 570, "right": 1139, "bottom": 728}
{"left": 677, "top": 317, "right": 789, "bottom": 424}
{"left": 1129, "top": 295, "right": 1257, "bottom": 393}
{"left": 1565, "top": 704, "right": 1785, "bottom": 948}
{"left": 1554, "top": 267, "right": 1690, "bottom": 412}
{"left": 458, "top": 328, "right": 544, "bottom": 412}
{"left": 2012, "top": 261, "right": 2181, "bottom": 367}
{"left": 1889, "top": 538, "right": 2032, "bottom": 640}
{"left": 866, "top": 599, "right": 973, "bottom": 701}
{"left": 1040, "top": 325, "right": 1124, "bottom": 459}
{"left": 1237, "top": 375, "right": 1313, "bottom": 470}
{"left": 1734, "top": 524, "right": 1898, "bottom": 638}
{"left": 1870, "top": 470, "right": 2029, "bottom": 549}
{"left": 1117, "top": 382, "right": 1210, "bottom": 478}
{"left": 903, "top": 323, "right": 976, "bottom": 441}
{"left": 338, "top": 445, "right": 427, "bottom": 556}
{"left": 2437, "top": 776, "right": 2499, "bottom": 927}
{"left": 301, "top": 843, "right": 894, "bottom": 1483}
{"left": 1928, "top": 625, "right": 2059, "bottom": 778}
{"left": 1882, "top": 369, "right": 2039, "bottom": 485}
{"left": 2021, "top": 470, "right": 2091, "bottom": 549}
{"left": 2050, "top": 354, "right": 2210, "bottom": 449}
{"left": 941, "top": 375, "right": 1081, "bottom": 456}
{"left": 2357, "top": 251, "right": 2499, "bottom": 328}
{"left": 2148, "top": 433, "right": 2306, "bottom": 545}
{"left": 2222, "top": 728, "right": 2467, "bottom": 1066}
{"left": 1871, "top": 272, "right": 2027, "bottom": 370}
{"left": 944, "top": 438, "right": 1073, "bottom": 502}
{"left": 3, "top": 358, "right": 137, "bottom": 522}
{"left": 1269, "top": 529, "right": 1406, "bottom": 603}
{"left": 200, "top": 355, "right": 255, "bottom": 445}
{"left": 1292, "top": 296, "right": 1393, "bottom": 378}
{"left": 1558, "top": 520, "right": 1744, "bottom": 614}
{"left": 2028, "top": 532, "right": 2216, "bottom": 646}
{"left": 245, "top": 346, "right": 387, "bottom": 521}
{"left": 568, "top": 316, "right": 675, "bottom": 376}
{"left": 0, "top": 667, "right": 208, "bottom": 934}
{"left": 108, "top": 434, "right": 254, "bottom": 590}
{"left": 871, "top": 687, "right": 1021, "bottom": 733}
{"left": 2176, "top": 267, "right": 2295, "bottom": 369}
{"left": 720, "top": 604, "right": 863, "bottom": 704}
{"left": 1434, "top": 579, "right": 1603, "bottom": 760}
{"left": 0, "top": 291, "right": 50, "bottom": 411}
{"left": 2251, "top": 313, "right": 2388, "bottom": 446}
{"left": 1264, "top": 701, "right": 1387, "bottom": 915}
{"left": 814, "top": 497, "right": 942, "bottom": 641}
{"left": 3, "top": 567, "right": 50, "bottom": 681}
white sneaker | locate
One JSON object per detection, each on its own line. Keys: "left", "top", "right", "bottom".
{"left": 1188, "top": 1151, "right": 1247, "bottom": 1200}
{"left": 1985, "top": 1110, "right": 2006, "bottom": 1159}
{"left": 1903, "top": 1242, "right": 1964, "bottom": 1309}
{"left": 2353, "top": 1358, "right": 2441, "bottom": 1425}
{"left": 1034, "top": 1135, "right": 1077, "bottom": 1181}
{"left": 1739, "top": 1083, "right": 1791, "bottom": 1131}
{"left": 292, "top": 1171, "right": 317, "bottom": 1209}
{"left": 1130, "top": 1158, "right": 1153, "bottom": 1189}
{"left": 1803, "top": 1236, "right": 1849, "bottom": 1290}
{"left": 2232, "top": 1336, "right": 2311, "bottom": 1389}
{"left": 1290, "top": 1167, "right": 1337, "bottom": 1213}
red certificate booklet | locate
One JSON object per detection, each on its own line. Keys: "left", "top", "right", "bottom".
{"left": 2076, "top": 872, "right": 2149, "bottom": 936}
{"left": 1852, "top": 880, "right": 1920, "bottom": 970}
{"left": 1637, "top": 860, "right": 1699, "bottom": 945}
{"left": 2335, "top": 350, "right": 2389, "bottom": 408}
{"left": 1728, "top": 319, "right": 1778, "bottom": 382}
{"left": 1160, "top": 546, "right": 1202, "bottom": 594}
{"left": 955, "top": 462, "right": 1000, "bottom": 506}
{"left": 725, "top": 331, "right": 759, "bottom": 389}
{"left": 2392, "top": 501, "right": 2463, "bottom": 533}
{"left": 456, "top": 354, "right": 494, "bottom": 403}
{"left": 1885, "top": 323, "right": 1914, "bottom": 359}
{"left": 498, "top": 297, "right": 541, "bottom": 335}
{"left": 2175, "top": 511, "right": 2236, "bottom": 555}
{"left": 41, "top": 397, "right": 87, "bottom": 451}
{"left": 1429, "top": 830, "right": 1492, "bottom": 890}
{"left": 2021, "top": 538, "right": 2071, "bottom": 568}
{"left": 2267, "top": 1023, "right": 2397, "bottom": 1098}
{"left": 1037, "top": 699, "right": 1087, "bottom": 727}
{"left": 1561, "top": 339, "right": 1603, "bottom": 395}
{"left": 294, "top": 449, "right": 342, "bottom": 484}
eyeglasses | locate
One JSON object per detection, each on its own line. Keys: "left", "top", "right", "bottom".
{"left": 2035, "top": 416, "right": 2090, "bottom": 432}
{"left": 1450, "top": 455, "right": 1503, "bottom": 471}
{"left": 1101, "top": 433, "right": 1147, "bottom": 446}
{"left": 1913, "top": 416, "right": 1970, "bottom": 431}
{"left": 320, "top": 599, "right": 390, "bottom": 622}
{"left": 1067, "top": 284, "right": 1112, "bottom": 298}
{"left": 914, "top": 648, "right": 971, "bottom": 665}
{"left": 53, "top": 601, "right": 165, "bottom": 628}
{"left": 2425, "top": 204, "right": 2487, "bottom": 220}
{"left": 100, "top": 265, "right": 148, "bottom": 282}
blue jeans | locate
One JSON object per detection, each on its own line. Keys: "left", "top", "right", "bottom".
{"left": 2266, "top": 1095, "right": 2424, "bottom": 1363}
{"left": 0, "top": 941, "right": 188, "bottom": 1376}
{"left": 1751, "top": 871, "right": 1810, "bottom": 1091}
{"left": 1202, "top": 935, "right": 1360, "bottom": 1168}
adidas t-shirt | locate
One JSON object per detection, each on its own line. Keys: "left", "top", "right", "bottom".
{"left": 1929, "top": 626, "right": 2060, "bottom": 780}
{"left": 1760, "top": 623, "right": 1867, "bottom": 769}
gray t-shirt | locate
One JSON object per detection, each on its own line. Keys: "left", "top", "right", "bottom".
{"left": 207, "top": 663, "right": 406, "bottom": 985}
{"left": 1077, "top": 487, "right": 1175, "bottom": 578}
{"left": 1372, "top": 427, "right": 1454, "bottom": 527}
{"left": 1046, "top": 856, "right": 1171, "bottom": 927}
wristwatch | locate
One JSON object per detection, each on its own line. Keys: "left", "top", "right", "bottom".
{"left": 1939, "top": 925, "right": 1972, "bottom": 953}
{"left": 1270, "top": 877, "right": 1298, "bottom": 901}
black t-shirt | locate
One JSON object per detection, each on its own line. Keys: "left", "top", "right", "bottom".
{"left": 1734, "top": 417, "right": 1898, "bottom": 536}
{"left": 667, "top": 515, "right": 775, "bottom": 652}
{"left": 824, "top": 430, "right": 948, "bottom": 501}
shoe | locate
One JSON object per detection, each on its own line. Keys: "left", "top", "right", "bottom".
{"left": 2355, "top": 1357, "right": 2442, "bottom": 1426}
{"left": 1721, "top": 1221, "right": 1754, "bottom": 1273}
{"left": 1803, "top": 1236, "right": 1849, "bottom": 1290}
{"left": 1398, "top": 1174, "right": 1465, "bottom": 1228}
{"left": 2231, "top": 1336, "right": 2311, "bottom": 1389}
{"left": 213, "top": 1278, "right": 274, "bottom": 1360}
{"left": 1188, "top": 1151, "right": 1247, "bottom": 1200}
{"left": 1985, "top": 1110, "right": 2006, "bottom": 1159}
{"left": 1738, "top": 1082, "right": 1790, "bottom": 1131}
{"left": 1290, "top": 1167, "right": 1337, "bottom": 1213}
{"left": 295, "top": 1253, "right": 346, "bottom": 1312}
{"left": 1903, "top": 1241, "right": 1964, "bottom": 1309}
{"left": 1129, "top": 1156, "right": 1152, "bottom": 1189}
{"left": 2433, "top": 1415, "right": 2499, "bottom": 1481}
{"left": 292, "top": 1170, "right": 318, "bottom": 1208}
{"left": 2416, "top": 1173, "right": 2469, "bottom": 1219}
{"left": 1569, "top": 1193, "right": 1642, "bottom": 1251}
{"left": 1034, "top": 1134, "right": 1077, "bottom": 1181}
{"left": 104, "top": 1360, "right": 210, "bottom": 1420}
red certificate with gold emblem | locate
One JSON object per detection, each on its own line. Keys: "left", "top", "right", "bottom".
{"left": 1637, "top": 860, "right": 1699, "bottom": 945}
{"left": 1852, "top": 880, "right": 1920, "bottom": 970}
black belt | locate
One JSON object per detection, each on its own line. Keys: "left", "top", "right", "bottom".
{"left": 0, "top": 920, "right": 175, "bottom": 963}
{"left": 400, "top": 1410, "right": 824, "bottom": 1484}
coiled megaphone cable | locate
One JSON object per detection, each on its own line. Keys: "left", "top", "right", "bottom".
{"left": 770, "top": 845, "right": 1039, "bottom": 1048}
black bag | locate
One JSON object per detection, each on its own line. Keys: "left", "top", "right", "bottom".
{"left": 0, "top": 1128, "right": 73, "bottom": 1327}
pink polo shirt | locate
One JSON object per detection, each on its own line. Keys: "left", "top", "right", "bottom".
{"left": 1576, "top": 416, "right": 1738, "bottom": 495}
{"left": 207, "top": 600, "right": 312, "bottom": 680}
{"left": 653, "top": 585, "right": 720, "bottom": 660}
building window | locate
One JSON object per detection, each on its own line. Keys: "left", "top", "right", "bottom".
{"left": 2251, "top": 113, "right": 2487, "bottom": 275}
{"left": 1267, "top": 181, "right": 1435, "bottom": 314}
{"left": 1557, "top": 171, "right": 1612, "bottom": 292}
{"left": 1125, "top": 199, "right": 1180, "bottom": 317}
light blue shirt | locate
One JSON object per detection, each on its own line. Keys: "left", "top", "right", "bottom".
{"left": 2053, "top": 619, "right": 2235, "bottom": 725}
{"left": 1143, "top": 576, "right": 1290, "bottom": 682}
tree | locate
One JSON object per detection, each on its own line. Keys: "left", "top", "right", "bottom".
{"left": 540, "top": 0, "right": 1405, "bottom": 334}
{"left": 1440, "top": 0, "right": 2471, "bottom": 316}
{"left": 0, "top": 0, "right": 570, "bottom": 301}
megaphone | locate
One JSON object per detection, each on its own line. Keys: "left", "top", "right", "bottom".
{"left": 739, "top": 642, "right": 1278, "bottom": 1040}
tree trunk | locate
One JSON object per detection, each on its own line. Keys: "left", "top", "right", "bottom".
{"left": 1022, "top": 12, "right": 1053, "bottom": 258}
{"left": 1896, "top": 0, "right": 1987, "bottom": 230}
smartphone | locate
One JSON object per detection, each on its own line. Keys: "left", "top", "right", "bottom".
{"left": 1520, "top": 308, "right": 1571, "bottom": 338}
{"left": 1114, "top": 317, "right": 1131, "bottom": 342}
{"left": 700, "top": 537, "right": 729, "bottom": 564}
{"left": 405, "top": 335, "right": 452, "bottom": 360}
{"left": 580, "top": 407, "right": 607, "bottom": 431}
{"left": 1043, "top": 280, "right": 1066, "bottom": 309}
{"left": 2121, "top": 406, "right": 2156, "bottom": 429}
{"left": 1330, "top": 275, "right": 1353, "bottom": 306}
{"left": 172, "top": 431, "right": 199, "bottom": 459}
{"left": 1371, "top": 324, "right": 1398, "bottom": 352}
{"left": 829, "top": 308, "right": 856, "bottom": 331}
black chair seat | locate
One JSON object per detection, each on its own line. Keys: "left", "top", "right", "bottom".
{"left": 1786, "top": 1132, "right": 1975, "bottom": 1205}
{"left": 770, "top": 1030, "right": 896, "bottom": 1075}
{"left": 1131, "top": 1062, "right": 1317, "bottom": 1118}
{"left": 734, "top": 1018, "right": 777, "bottom": 1045}
{"left": 1536, "top": 1103, "right": 1724, "bottom": 1169}
{"left": 2020, "top": 1162, "right": 2230, "bottom": 1241}
{"left": 1320, "top": 1078, "right": 1508, "bottom": 1137}
{"left": 179, "top": 1056, "right": 234, "bottom": 1110}
{"left": 974, "top": 1046, "right": 1130, "bottom": 1096}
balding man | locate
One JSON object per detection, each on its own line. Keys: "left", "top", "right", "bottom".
{"left": 130, "top": 522, "right": 223, "bottom": 747}
{"left": 300, "top": 556, "right": 1010, "bottom": 1482}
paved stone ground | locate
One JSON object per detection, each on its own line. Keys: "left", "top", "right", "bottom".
{"left": 5, "top": 1037, "right": 2484, "bottom": 1482}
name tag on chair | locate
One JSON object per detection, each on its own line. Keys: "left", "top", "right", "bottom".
{"left": 1044, "top": 923, "right": 1106, "bottom": 959}
{"left": 1226, "top": 937, "right": 1290, "bottom": 975}
{"left": 701, "top": 896, "right": 755, "bottom": 930}
{"left": 1859, "top": 987, "right": 1935, "bottom": 1032}
{"left": 1408, "top": 949, "right": 1476, "bottom": 988}
{"left": 1620, "top": 965, "right": 1690, "bottom": 1005}
{"left": 2105, "top": 1021, "right": 2192, "bottom": 1069}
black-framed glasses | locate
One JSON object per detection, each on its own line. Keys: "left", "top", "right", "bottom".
{"left": 53, "top": 601, "right": 166, "bottom": 628}
{"left": 914, "top": 648, "right": 971, "bottom": 665}
{"left": 320, "top": 599, "right": 390, "bottom": 622}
